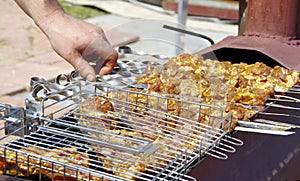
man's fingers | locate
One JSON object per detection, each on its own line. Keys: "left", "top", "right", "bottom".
{"left": 71, "top": 54, "right": 96, "bottom": 82}
{"left": 82, "top": 34, "right": 118, "bottom": 75}
{"left": 99, "top": 53, "right": 118, "bottom": 75}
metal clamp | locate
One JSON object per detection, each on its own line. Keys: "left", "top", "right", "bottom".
{"left": 0, "top": 104, "right": 26, "bottom": 136}
{"left": 30, "top": 76, "right": 79, "bottom": 102}
{"left": 55, "top": 71, "right": 81, "bottom": 85}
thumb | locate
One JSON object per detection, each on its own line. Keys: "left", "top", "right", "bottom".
{"left": 71, "top": 54, "right": 96, "bottom": 82}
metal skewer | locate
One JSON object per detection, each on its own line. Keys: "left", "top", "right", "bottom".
{"left": 253, "top": 118, "right": 300, "bottom": 129}
{"left": 237, "top": 120, "right": 292, "bottom": 131}
{"left": 234, "top": 126, "right": 295, "bottom": 136}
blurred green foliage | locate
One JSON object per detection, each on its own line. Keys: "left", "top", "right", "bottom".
{"left": 58, "top": 0, "right": 107, "bottom": 19}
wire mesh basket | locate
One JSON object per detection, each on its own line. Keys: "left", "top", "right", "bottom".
{"left": 0, "top": 79, "right": 243, "bottom": 181}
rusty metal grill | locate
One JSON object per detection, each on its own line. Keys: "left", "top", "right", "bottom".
{"left": 0, "top": 79, "right": 242, "bottom": 181}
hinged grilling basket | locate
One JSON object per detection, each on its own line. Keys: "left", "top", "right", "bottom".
{"left": 0, "top": 78, "right": 242, "bottom": 181}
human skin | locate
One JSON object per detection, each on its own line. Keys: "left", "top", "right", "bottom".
{"left": 14, "top": 0, "right": 118, "bottom": 81}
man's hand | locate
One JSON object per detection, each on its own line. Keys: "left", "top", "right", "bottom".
{"left": 14, "top": 0, "right": 118, "bottom": 82}
{"left": 39, "top": 11, "right": 118, "bottom": 81}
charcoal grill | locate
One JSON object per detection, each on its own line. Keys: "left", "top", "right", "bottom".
{"left": 0, "top": 70, "right": 243, "bottom": 181}
{"left": 182, "top": 1, "right": 300, "bottom": 178}
{"left": 188, "top": 87, "right": 300, "bottom": 181}
{"left": 1, "top": 0, "right": 300, "bottom": 180}
{"left": 197, "top": 0, "right": 300, "bottom": 71}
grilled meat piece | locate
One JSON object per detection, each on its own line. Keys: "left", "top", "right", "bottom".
{"left": 80, "top": 96, "right": 114, "bottom": 113}
{"left": 76, "top": 94, "right": 218, "bottom": 180}
{"left": 0, "top": 147, "right": 93, "bottom": 180}
{"left": 136, "top": 53, "right": 300, "bottom": 126}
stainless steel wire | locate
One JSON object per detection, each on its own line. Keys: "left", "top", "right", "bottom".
{"left": 0, "top": 81, "right": 242, "bottom": 181}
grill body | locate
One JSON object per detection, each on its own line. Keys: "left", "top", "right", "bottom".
{"left": 198, "top": 0, "right": 300, "bottom": 71}
{"left": 189, "top": 91, "right": 300, "bottom": 180}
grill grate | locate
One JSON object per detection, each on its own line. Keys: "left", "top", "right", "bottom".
{"left": 0, "top": 80, "right": 243, "bottom": 180}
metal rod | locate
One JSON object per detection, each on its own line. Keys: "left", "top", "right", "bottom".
{"left": 178, "top": 0, "right": 188, "bottom": 26}
{"left": 163, "top": 25, "right": 215, "bottom": 45}
{"left": 176, "top": 0, "right": 188, "bottom": 55}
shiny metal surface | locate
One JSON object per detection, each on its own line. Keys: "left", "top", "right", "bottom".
{"left": 0, "top": 79, "right": 243, "bottom": 180}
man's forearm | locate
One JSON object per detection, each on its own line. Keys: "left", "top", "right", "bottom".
{"left": 14, "top": 0, "right": 64, "bottom": 27}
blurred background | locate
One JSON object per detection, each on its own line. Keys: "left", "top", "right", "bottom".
{"left": 0, "top": 0, "right": 239, "bottom": 106}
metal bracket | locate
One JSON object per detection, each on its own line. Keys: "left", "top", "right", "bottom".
{"left": 0, "top": 104, "right": 26, "bottom": 136}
